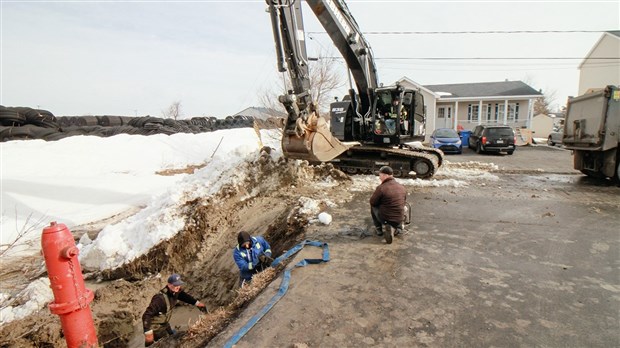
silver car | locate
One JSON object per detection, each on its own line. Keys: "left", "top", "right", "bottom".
{"left": 547, "top": 127, "right": 563, "bottom": 146}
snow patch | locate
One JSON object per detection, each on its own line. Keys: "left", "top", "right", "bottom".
{"left": 318, "top": 212, "right": 333, "bottom": 225}
{"left": 0, "top": 278, "right": 53, "bottom": 324}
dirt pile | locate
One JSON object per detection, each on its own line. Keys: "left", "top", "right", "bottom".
{"left": 0, "top": 152, "right": 352, "bottom": 347}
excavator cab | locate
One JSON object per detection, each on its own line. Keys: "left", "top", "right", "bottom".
{"left": 371, "top": 87, "right": 426, "bottom": 146}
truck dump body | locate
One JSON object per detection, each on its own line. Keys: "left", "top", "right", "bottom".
{"left": 563, "top": 86, "right": 620, "bottom": 151}
{"left": 563, "top": 86, "right": 620, "bottom": 179}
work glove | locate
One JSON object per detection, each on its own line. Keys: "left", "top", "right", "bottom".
{"left": 259, "top": 254, "right": 274, "bottom": 266}
{"left": 144, "top": 331, "right": 154, "bottom": 346}
{"left": 197, "top": 302, "right": 208, "bottom": 313}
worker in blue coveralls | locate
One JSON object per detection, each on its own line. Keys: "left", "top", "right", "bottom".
{"left": 233, "top": 231, "right": 273, "bottom": 287}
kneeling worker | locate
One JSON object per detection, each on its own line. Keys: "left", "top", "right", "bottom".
{"left": 370, "top": 165, "right": 407, "bottom": 243}
{"left": 142, "top": 274, "right": 207, "bottom": 346}
{"left": 233, "top": 231, "right": 273, "bottom": 287}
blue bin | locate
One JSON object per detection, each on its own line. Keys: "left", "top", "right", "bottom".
{"left": 459, "top": 130, "right": 472, "bottom": 148}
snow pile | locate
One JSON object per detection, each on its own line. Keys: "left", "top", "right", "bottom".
{"left": 0, "top": 128, "right": 279, "bottom": 325}
{"left": 349, "top": 160, "right": 500, "bottom": 191}
{"left": 351, "top": 175, "right": 468, "bottom": 191}
{"left": 1, "top": 129, "right": 265, "bottom": 257}
{"left": 297, "top": 197, "right": 338, "bottom": 225}
{"left": 0, "top": 278, "right": 53, "bottom": 323}
{"left": 78, "top": 129, "right": 277, "bottom": 271}
{"left": 435, "top": 161, "right": 500, "bottom": 182}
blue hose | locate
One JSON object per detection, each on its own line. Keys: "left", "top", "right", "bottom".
{"left": 222, "top": 240, "right": 329, "bottom": 348}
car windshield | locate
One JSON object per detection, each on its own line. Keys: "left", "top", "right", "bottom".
{"left": 434, "top": 129, "right": 459, "bottom": 138}
{"left": 486, "top": 128, "right": 514, "bottom": 137}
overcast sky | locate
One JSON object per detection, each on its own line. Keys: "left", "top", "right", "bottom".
{"left": 1, "top": 0, "right": 618, "bottom": 118}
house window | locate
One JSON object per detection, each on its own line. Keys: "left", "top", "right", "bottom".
{"left": 495, "top": 103, "right": 504, "bottom": 122}
{"left": 438, "top": 108, "right": 445, "bottom": 118}
{"left": 507, "top": 103, "right": 520, "bottom": 122}
{"left": 467, "top": 104, "right": 479, "bottom": 122}
{"left": 484, "top": 104, "right": 494, "bottom": 122}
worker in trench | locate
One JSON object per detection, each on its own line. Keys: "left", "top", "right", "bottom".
{"left": 233, "top": 231, "right": 274, "bottom": 287}
{"left": 142, "top": 274, "right": 207, "bottom": 346}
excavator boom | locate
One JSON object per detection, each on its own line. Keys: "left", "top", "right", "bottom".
{"left": 267, "top": 0, "right": 444, "bottom": 177}
{"left": 267, "top": 0, "right": 349, "bottom": 162}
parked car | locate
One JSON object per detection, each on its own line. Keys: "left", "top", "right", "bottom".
{"left": 468, "top": 125, "right": 516, "bottom": 155}
{"left": 547, "top": 127, "right": 564, "bottom": 146}
{"left": 430, "top": 128, "right": 462, "bottom": 154}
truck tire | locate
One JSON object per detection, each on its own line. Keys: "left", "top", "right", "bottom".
{"left": 547, "top": 136, "right": 555, "bottom": 146}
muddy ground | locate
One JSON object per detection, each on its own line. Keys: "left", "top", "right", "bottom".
{"left": 1, "top": 145, "right": 619, "bottom": 347}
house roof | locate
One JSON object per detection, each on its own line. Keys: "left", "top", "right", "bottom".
{"left": 606, "top": 30, "right": 620, "bottom": 38}
{"left": 578, "top": 31, "right": 620, "bottom": 69}
{"left": 233, "top": 107, "right": 286, "bottom": 120}
{"left": 423, "top": 80, "right": 542, "bottom": 99}
{"left": 395, "top": 76, "right": 440, "bottom": 97}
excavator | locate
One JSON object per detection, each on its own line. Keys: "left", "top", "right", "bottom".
{"left": 266, "top": 0, "right": 443, "bottom": 179}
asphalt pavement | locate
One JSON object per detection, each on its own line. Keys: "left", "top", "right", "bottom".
{"left": 209, "top": 145, "right": 619, "bottom": 347}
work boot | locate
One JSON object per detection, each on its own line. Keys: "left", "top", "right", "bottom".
{"left": 383, "top": 224, "right": 393, "bottom": 244}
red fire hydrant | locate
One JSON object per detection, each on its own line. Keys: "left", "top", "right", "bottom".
{"left": 41, "top": 221, "right": 98, "bottom": 347}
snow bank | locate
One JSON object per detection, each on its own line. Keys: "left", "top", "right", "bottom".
{"left": 78, "top": 128, "right": 276, "bottom": 270}
{"left": 0, "top": 278, "right": 53, "bottom": 323}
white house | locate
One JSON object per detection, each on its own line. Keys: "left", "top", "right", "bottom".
{"left": 578, "top": 31, "right": 620, "bottom": 95}
{"left": 397, "top": 78, "right": 543, "bottom": 136}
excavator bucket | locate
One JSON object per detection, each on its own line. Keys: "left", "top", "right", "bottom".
{"left": 282, "top": 116, "right": 348, "bottom": 162}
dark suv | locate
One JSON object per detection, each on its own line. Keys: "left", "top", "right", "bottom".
{"left": 468, "top": 125, "right": 516, "bottom": 155}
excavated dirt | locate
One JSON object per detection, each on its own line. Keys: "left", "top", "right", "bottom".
{"left": 0, "top": 152, "right": 353, "bottom": 347}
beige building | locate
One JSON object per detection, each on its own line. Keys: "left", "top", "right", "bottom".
{"left": 397, "top": 78, "right": 542, "bottom": 135}
{"left": 531, "top": 114, "right": 557, "bottom": 138}
{"left": 578, "top": 31, "right": 620, "bottom": 95}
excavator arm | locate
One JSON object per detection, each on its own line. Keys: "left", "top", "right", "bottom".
{"left": 267, "top": 0, "right": 377, "bottom": 162}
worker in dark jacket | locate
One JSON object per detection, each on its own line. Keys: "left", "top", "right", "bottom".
{"left": 233, "top": 231, "right": 273, "bottom": 287}
{"left": 369, "top": 166, "right": 407, "bottom": 240}
{"left": 142, "top": 274, "right": 207, "bottom": 346}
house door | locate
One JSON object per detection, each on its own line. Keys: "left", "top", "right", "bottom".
{"left": 438, "top": 107, "right": 452, "bottom": 128}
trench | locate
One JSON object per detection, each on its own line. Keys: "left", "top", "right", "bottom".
{"left": 44, "top": 158, "right": 347, "bottom": 348}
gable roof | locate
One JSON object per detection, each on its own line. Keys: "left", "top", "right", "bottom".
{"left": 578, "top": 31, "right": 620, "bottom": 69}
{"left": 606, "top": 30, "right": 620, "bottom": 38}
{"left": 423, "top": 80, "right": 542, "bottom": 99}
{"left": 234, "top": 107, "right": 286, "bottom": 120}
{"left": 395, "top": 76, "right": 440, "bottom": 97}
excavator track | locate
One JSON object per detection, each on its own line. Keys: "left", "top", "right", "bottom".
{"left": 328, "top": 145, "right": 443, "bottom": 179}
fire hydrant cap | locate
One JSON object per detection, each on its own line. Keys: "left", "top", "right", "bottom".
{"left": 42, "top": 221, "right": 68, "bottom": 235}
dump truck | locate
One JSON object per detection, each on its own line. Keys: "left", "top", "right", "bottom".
{"left": 562, "top": 85, "right": 620, "bottom": 181}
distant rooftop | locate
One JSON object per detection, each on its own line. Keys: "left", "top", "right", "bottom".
{"left": 424, "top": 80, "right": 543, "bottom": 98}
{"left": 234, "top": 107, "right": 286, "bottom": 120}
{"left": 606, "top": 30, "right": 620, "bottom": 38}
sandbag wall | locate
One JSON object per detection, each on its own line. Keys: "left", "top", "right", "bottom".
{"left": 0, "top": 106, "right": 282, "bottom": 142}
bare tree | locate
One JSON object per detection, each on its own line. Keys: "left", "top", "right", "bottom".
{"left": 162, "top": 101, "right": 183, "bottom": 120}
{"left": 533, "top": 89, "right": 557, "bottom": 115}
{"left": 523, "top": 76, "right": 558, "bottom": 115}
{"left": 308, "top": 55, "right": 345, "bottom": 114}
{"left": 259, "top": 49, "right": 345, "bottom": 117}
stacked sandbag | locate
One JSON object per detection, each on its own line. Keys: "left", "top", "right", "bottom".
{"left": 1, "top": 105, "right": 282, "bottom": 142}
